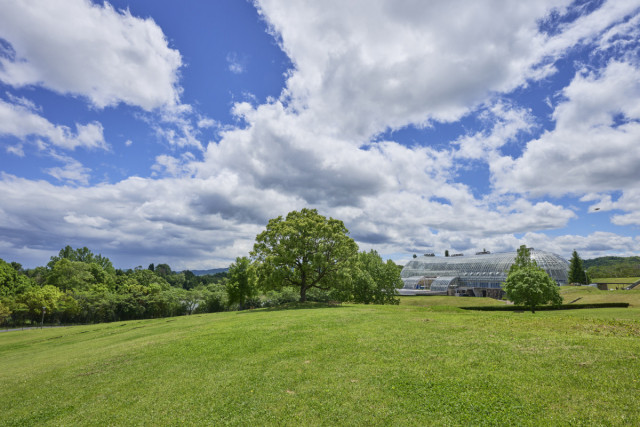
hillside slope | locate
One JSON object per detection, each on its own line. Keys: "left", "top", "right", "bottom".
{"left": 585, "top": 256, "right": 640, "bottom": 278}
{"left": 1, "top": 302, "right": 639, "bottom": 425}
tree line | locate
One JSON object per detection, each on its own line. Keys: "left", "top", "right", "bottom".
{"left": 1, "top": 209, "right": 402, "bottom": 327}
{"left": 583, "top": 256, "right": 640, "bottom": 279}
{"left": 0, "top": 246, "right": 229, "bottom": 327}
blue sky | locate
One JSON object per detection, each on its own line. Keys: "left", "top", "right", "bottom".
{"left": 1, "top": 0, "right": 639, "bottom": 269}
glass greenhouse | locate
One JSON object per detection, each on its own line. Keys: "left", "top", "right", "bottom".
{"left": 399, "top": 249, "right": 569, "bottom": 296}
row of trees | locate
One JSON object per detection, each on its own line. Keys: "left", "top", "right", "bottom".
{"left": 1, "top": 209, "right": 402, "bottom": 326}
{"left": 583, "top": 256, "right": 640, "bottom": 279}
{"left": 0, "top": 247, "right": 228, "bottom": 326}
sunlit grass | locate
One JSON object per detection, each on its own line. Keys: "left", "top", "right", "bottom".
{"left": 1, "top": 299, "right": 639, "bottom": 425}
{"left": 589, "top": 277, "right": 640, "bottom": 284}
{"left": 560, "top": 286, "right": 640, "bottom": 307}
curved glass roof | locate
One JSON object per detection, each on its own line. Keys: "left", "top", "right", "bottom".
{"left": 401, "top": 250, "right": 569, "bottom": 291}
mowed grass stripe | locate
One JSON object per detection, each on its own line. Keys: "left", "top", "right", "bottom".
{"left": 1, "top": 302, "right": 639, "bottom": 425}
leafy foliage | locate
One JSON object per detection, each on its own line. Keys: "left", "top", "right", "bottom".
{"left": 47, "top": 245, "right": 114, "bottom": 273}
{"left": 0, "top": 301, "right": 11, "bottom": 324}
{"left": 0, "top": 258, "right": 34, "bottom": 297}
{"left": 1, "top": 211, "right": 403, "bottom": 326}
{"left": 252, "top": 208, "right": 358, "bottom": 302}
{"left": 503, "top": 245, "right": 562, "bottom": 313}
{"left": 509, "top": 245, "right": 534, "bottom": 272}
{"left": 351, "top": 250, "right": 400, "bottom": 304}
{"left": 226, "top": 256, "right": 258, "bottom": 309}
{"left": 0, "top": 245, "right": 228, "bottom": 326}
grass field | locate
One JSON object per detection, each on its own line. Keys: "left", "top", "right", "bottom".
{"left": 1, "top": 289, "right": 639, "bottom": 425}
{"left": 591, "top": 277, "right": 640, "bottom": 283}
{"left": 588, "top": 277, "right": 640, "bottom": 290}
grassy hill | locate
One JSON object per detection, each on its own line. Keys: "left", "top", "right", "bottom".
{"left": 1, "top": 289, "right": 640, "bottom": 425}
{"left": 584, "top": 256, "right": 640, "bottom": 278}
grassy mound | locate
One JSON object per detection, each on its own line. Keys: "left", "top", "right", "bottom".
{"left": 1, "top": 303, "right": 639, "bottom": 425}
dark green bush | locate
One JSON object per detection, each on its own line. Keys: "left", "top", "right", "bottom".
{"left": 461, "top": 303, "right": 629, "bottom": 311}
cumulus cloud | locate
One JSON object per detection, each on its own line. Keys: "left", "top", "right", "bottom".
{"left": 493, "top": 60, "right": 640, "bottom": 196}
{"left": 255, "top": 0, "right": 576, "bottom": 139}
{"left": 520, "top": 231, "right": 640, "bottom": 259}
{"left": 0, "top": 174, "right": 267, "bottom": 269}
{"left": 454, "top": 102, "right": 536, "bottom": 160}
{"left": 0, "top": 0, "right": 182, "bottom": 111}
{"left": 2, "top": 0, "right": 640, "bottom": 268}
{"left": 0, "top": 98, "right": 107, "bottom": 150}
{"left": 581, "top": 189, "right": 640, "bottom": 227}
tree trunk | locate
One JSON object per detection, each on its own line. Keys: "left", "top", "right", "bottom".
{"left": 300, "top": 286, "right": 307, "bottom": 302}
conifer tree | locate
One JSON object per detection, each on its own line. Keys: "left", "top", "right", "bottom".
{"left": 568, "top": 250, "right": 587, "bottom": 284}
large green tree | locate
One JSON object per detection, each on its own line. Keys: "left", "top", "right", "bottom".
{"left": 0, "top": 258, "right": 34, "bottom": 297}
{"left": 252, "top": 208, "right": 358, "bottom": 302}
{"left": 568, "top": 250, "right": 588, "bottom": 284}
{"left": 47, "top": 259, "right": 116, "bottom": 292}
{"left": 352, "top": 250, "right": 401, "bottom": 305}
{"left": 503, "top": 245, "right": 562, "bottom": 313}
{"left": 226, "top": 256, "right": 258, "bottom": 309}
{"left": 47, "top": 245, "right": 115, "bottom": 273}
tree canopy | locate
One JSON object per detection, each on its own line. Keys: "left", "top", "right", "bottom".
{"left": 584, "top": 256, "right": 640, "bottom": 278}
{"left": 503, "top": 245, "right": 562, "bottom": 313}
{"left": 352, "top": 250, "right": 401, "bottom": 305}
{"left": 1, "top": 246, "right": 229, "bottom": 327}
{"left": 47, "top": 245, "right": 114, "bottom": 273}
{"left": 251, "top": 208, "right": 358, "bottom": 302}
{"left": 226, "top": 256, "right": 258, "bottom": 309}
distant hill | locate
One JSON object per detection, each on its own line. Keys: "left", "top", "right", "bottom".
{"left": 584, "top": 256, "right": 640, "bottom": 278}
{"left": 186, "top": 268, "right": 229, "bottom": 276}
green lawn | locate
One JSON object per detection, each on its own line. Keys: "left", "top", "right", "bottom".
{"left": 559, "top": 286, "right": 640, "bottom": 307}
{"left": 2, "top": 296, "right": 640, "bottom": 425}
{"left": 590, "top": 277, "right": 640, "bottom": 284}
{"left": 588, "top": 277, "right": 640, "bottom": 290}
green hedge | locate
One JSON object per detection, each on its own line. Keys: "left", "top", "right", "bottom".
{"left": 461, "top": 302, "right": 629, "bottom": 311}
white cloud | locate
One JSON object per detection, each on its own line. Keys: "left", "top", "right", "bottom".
{"left": 5, "top": 143, "right": 24, "bottom": 156}
{"left": 0, "top": 98, "right": 107, "bottom": 150}
{"left": 255, "top": 0, "right": 576, "bottom": 139}
{"left": 493, "top": 60, "right": 640, "bottom": 197}
{"left": 0, "top": 173, "right": 278, "bottom": 269}
{"left": 64, "top": 213, "right": 111, "bottom": 228}
{"left": 45, "top": 152, "right": 92, "bottom": 185}
{"left": 521, "top": 231, "right": 640, "bottom": 260}
{"left": 0, "top": 0, "right": 182, "bottom": 111}
{"left": 226, "top": 52, "right": 245, "bottom": 74}
{"left": 2, "top": 0, "right": 639, "bottom": 268}
{"left": 543, "top": 0, "right": 640, "bottom": 56}
{"left": 197, "top": 117, "right": 218, "bottom": 129}
{"left": 152, "top": 153, "right": 197, "bottom": 177}
{"left": 454, "top": 102, "right": 535, "bottom": 160}
{"left": 581, "top": 189, "right": 640, "bottom": 226}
